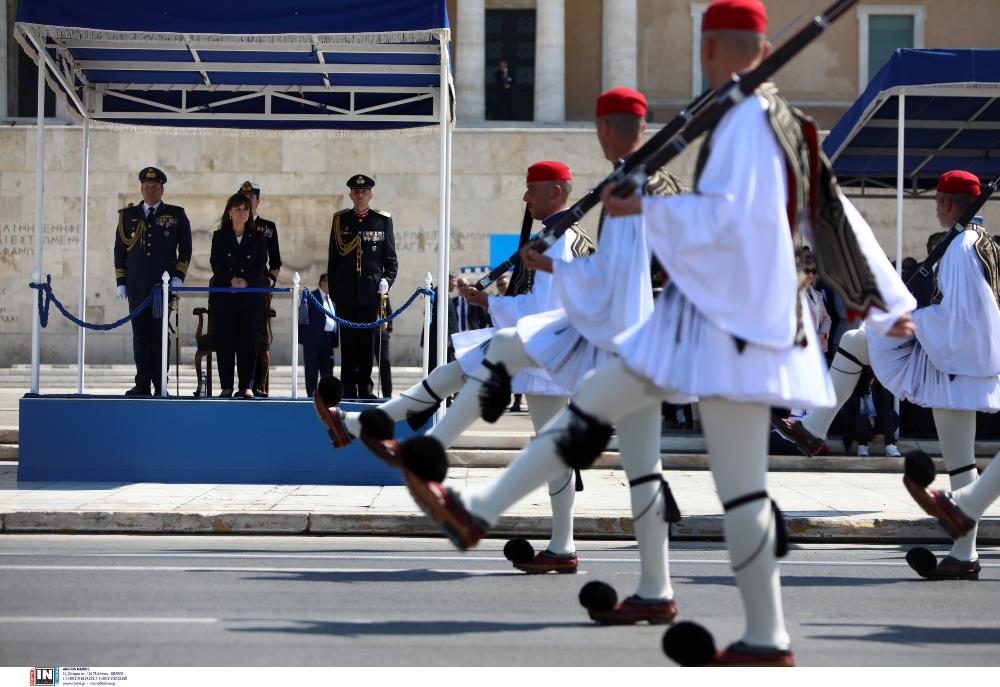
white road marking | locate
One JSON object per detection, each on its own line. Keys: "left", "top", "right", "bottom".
{"left": 0, "top": 564, "right": 530, "bottom": 574}
{"left": 0, "top": 616, "right": 217, "bottom": 623}
{"left": 0, "top": 552, "right": 989, "bottom": 568}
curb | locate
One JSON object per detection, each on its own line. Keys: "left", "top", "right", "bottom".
{"left": 2, "top": 510, "right": 997, "bottom": 543}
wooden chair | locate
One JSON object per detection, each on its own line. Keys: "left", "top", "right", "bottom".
{"left": 193, "top": 306, "right": 214, "bottom": 397}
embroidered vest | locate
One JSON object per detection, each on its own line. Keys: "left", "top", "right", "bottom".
{"left": 932, "top": 223, "right": 1000, "bottom": 309}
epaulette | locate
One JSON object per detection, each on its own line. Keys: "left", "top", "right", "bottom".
{"left": 373, "top": 209, "right": 391, "bottom": 218}
{"left": 333, "top": 208, "right": 352, "bottom": 217}
{"left": 119, "top": 203, "right": 135, "bottom": 213}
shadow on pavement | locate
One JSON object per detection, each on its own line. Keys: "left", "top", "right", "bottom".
{"left": 230, "top": 618, "right": 584, "bottom": 638}
{"left": 804, "top": 621, "right": 1000, "bottom": 645}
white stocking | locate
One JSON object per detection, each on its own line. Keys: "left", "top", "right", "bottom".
{"left": 343, "top": 359, "right": 466, "bottom": 437}
{"left": 527, "top": 395, "right": 574, "bottom": 555}
{"left": 618, "top": 403, "right": 673, "bottom": 600}
{"left": 954, "top": 448, "right": 1000, "bottom": 521}
{"left": 700, "top": 397, "right": 790, "bottom": 650}
{"left": 932, "top": 408, "right": 979, "bottom": 561}
{"left": 802, "top": 327, "right": 869, "bottom": 440}
{"left": 464, "top": 357, "right": 663, "bottom": 526}
{"left": 429, "top": 328, "right": 536, "bottom": 448}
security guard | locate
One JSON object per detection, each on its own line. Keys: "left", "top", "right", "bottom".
{"left": 238, "top": 180, "right": 281, "bottom": 396}
{"left": 327, "top": 174, "right": 398, "bottom": 399}
{"left": 114, "top": 166, "right": 192, "bottom": 396}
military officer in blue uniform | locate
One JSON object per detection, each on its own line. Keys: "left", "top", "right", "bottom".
{"left": 114, "top": 166, "right": 192, "bottom": 396}
{"left": 327, "top": 174, "right": 398, "bottom": 399}
{"left": 238, "top": 180, "right": 282, "bottom": 396}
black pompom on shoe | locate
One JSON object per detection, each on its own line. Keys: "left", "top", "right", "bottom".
{"left": 359, "top": 408, "right": 394, "bottom": 441}
{"left": 905, "top": 547, "right": 938, "bottom": 577}
{"left": 904, "top": 450, "right": 936, "bottom": 488}
{"left": 317, "top": 376, "right": 343, "bottom": 407}
{"left": 400, "top": 436, "right": 449, "bottom": 483}
{"left": 503, "top": 538, "right": 535, "bottom": 564}
{"left": 578, "top": 581, "right": 617, "bottom": 612}
{"left": 662, "top": 621, "right": 717, "bottom": 667}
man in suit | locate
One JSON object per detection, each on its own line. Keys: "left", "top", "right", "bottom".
{"left": 424, "top": 272, "right": 459, "bottom": 373}
{"left": 114, "top": 166, "right": 192, "bottom": 396}
{"left": 327, "top": 174, "right": 398, "bottom": 399}
{"left": 451, "top": 277, "right": 492, "bottom": 332}
{"left": 300, "top": 273, "right": 339, "bottom": 397}
{"left": 239, "top": 181, "right": 282, "bottom": 397}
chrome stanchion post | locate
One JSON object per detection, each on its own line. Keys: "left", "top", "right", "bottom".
{"left": 422, "top": 271, "right": 432, "bottom": 378}
{"left": 291, "top": 272, "right": 300, "bottom": 399}
{"left": 160, "top": 271, "right": 170, "bottom": 397}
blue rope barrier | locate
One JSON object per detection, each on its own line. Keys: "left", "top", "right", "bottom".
{"left": 29, "top": 275, "right": 161, "bottom": 331}
{"left": 171, "top": 286, "right": 292, "bottom": 294}
{"left": 302, "top": 286, "right": 434, "bottom": 329}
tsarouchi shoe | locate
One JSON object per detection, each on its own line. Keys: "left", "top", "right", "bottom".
{"left": 906, "top": 548, "right": 981, "bottom": 581}
{"left": 771, "top": 416, "right": 824, "bottom": 457}
{"left": 587, "top": 595, "right": 678, "bottom": 626}
{"left": 512, "top": 550, "right": 579, "bottom": 574}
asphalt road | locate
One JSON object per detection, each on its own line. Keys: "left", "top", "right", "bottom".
{"left": 1, "top": 535, "right": 998, "bottom": 667}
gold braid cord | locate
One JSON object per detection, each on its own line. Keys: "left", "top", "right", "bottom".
{"left": 117, "top": 211, "right": 146, "bottom": 252}
{"left": 333, "top": 213, "right": 363, "bottom": 273}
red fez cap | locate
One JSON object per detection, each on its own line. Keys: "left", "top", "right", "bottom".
{"left": 937, "top": 170, "right": 981, "bottom": 196}
{"left": 596, "top": 87, "right": 647, "bottom": 118}
{"left": 702, "top": 0, "right": 768, "bottom": 33}
{"left": 527, "top": 160, "right": 572, "bottom": 183}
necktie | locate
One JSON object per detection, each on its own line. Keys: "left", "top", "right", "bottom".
{"left": 460, "top": 300, "right": 467, "bottom": 330}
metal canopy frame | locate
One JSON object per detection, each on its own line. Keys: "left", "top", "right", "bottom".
{"left": 827, "top": 82, "right": 1000, "bottom": 279}
{"left": 14, "top": 19, "right": 454, "bottom": 396}
{"left": 14, "top": 23, "right": 450, "bottom": 128}
{"left": 828, "top": 83, "right": 1000, "bottom": 195}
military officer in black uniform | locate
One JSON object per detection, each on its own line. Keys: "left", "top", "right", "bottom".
{"left": 327, "top": 174, "right": 398, "bottom": 399}
{"left": 238, "top": 181, "right": 282, "bottom": 396}
{"left": 114, "top": 166, "right": 192, "bottom": 397}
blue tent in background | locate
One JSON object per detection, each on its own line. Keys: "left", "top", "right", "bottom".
{"left": 14, "top": 0, "right": 455, "bottom": 394}
{"left": 14, "top": 0, "right": 453, "bottom": 132}
{"left": 823, "top": 48, "right": 1000, "bottom": 193}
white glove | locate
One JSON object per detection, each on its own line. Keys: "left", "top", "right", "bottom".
{"left": 170, "top": 277, "right": 183, "bottom": 289}
{"left": 116, "top": 285, "right": 127, "bottom": 300}
{"left": 378, "top": 278, "right": 389, "bottom": 295}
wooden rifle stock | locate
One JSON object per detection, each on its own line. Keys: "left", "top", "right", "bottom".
{"left": 906, "top": 173, "right": 1000, "bottom": 288}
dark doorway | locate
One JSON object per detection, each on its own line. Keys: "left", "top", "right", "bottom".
{"left": 485, "top": 9, "right": 534, "bottom": 121}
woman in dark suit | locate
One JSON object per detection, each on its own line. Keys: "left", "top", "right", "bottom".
{"left": 210, "top": 193, "right": 268, "bottom": 398}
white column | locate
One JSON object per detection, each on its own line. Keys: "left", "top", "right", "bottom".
{"left": 77, "top": 118, "right": 90, "bottom": 394}
{"left": 291, "top": 272, "right": 301, "bottom": 399}
{"left": 455, "top": 0, "right": 486, "bottom": 121}
{"left": 435, "top": 36, "right": 452, "bottom": 377}
{"left": 0, "top": 0, "right": 7, "bottom": 117}
{"left": 602, "top": 0, "right": 638, "bottom": 89}
{"left": 534, "top": 0, "right": 565, "bottom": 122}
{"left": 30, "top": 51, "right": 45, "bottom": 395}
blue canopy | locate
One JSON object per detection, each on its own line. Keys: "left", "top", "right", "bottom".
{"left": 14, "top": 0, "right": 452, "bottom": 132}
{"left": 823, "top": 49, "right": 1000, "bottom": 193}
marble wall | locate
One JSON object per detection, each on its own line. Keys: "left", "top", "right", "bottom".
{"left": 0, "top": 123, "right": 993, "bottom": 367}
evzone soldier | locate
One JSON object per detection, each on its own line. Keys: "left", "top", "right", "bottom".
{"left": 114, "top": 166, "right": 192, "bottom": 397}
{"left": 327, "top": 174, "right": 398, "bottom": 399}
{"left": 238, "top": 181, "right": 282, "bottom": 397}
{"left": 394, "top": 0, "right": 915, "bottom": 665}
{"left": 781, "top": 170, "right": 1000, "bottom": 581}
{"left": 316, "top": 160, "right": 595, "bottom": 571}
{"left": 378, "top": 87, "right": 689, "bottom": 603}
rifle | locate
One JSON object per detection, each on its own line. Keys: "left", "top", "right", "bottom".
{"left": 610, "top": 0, "right": 857, "bottom": 201}
{"left": 473, "top": 0, "right": 859, "bottom": 292}
{"left": 906, "top": 174, "right": 1000, "bottom": 288}
{"left": 473, "top": 90, "right": 715, "bottom": 291}
{"left": 503, "top": 204, "right": 536, "bottom": 297}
